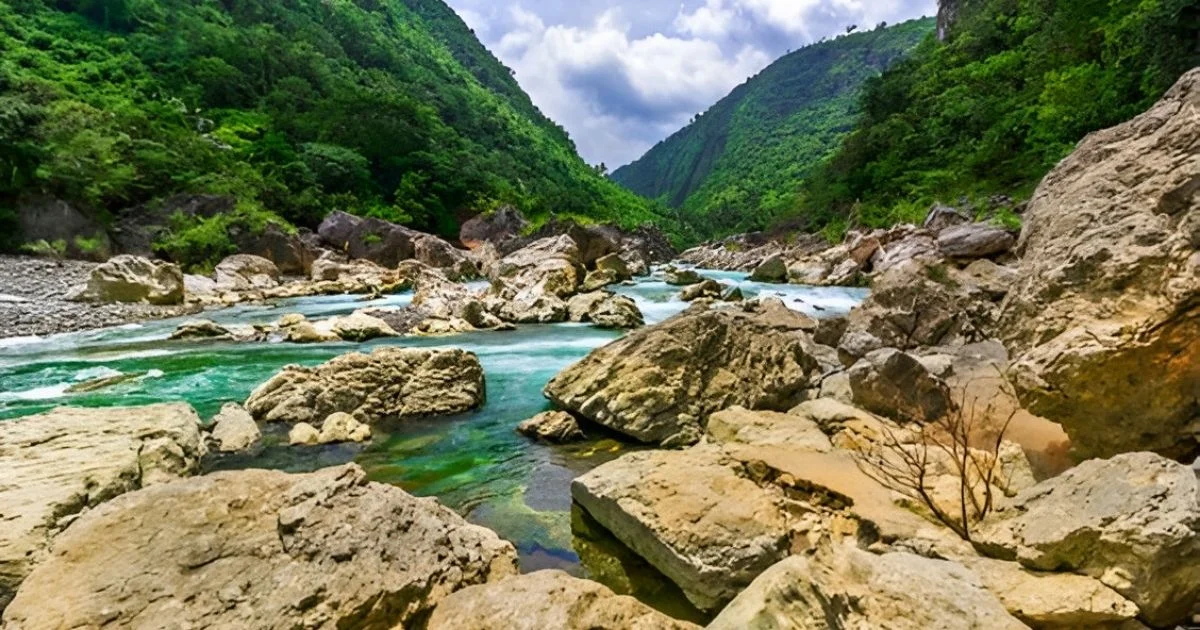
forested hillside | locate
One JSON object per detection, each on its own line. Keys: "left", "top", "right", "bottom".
{"left": 0, "top": 0, "right": 658, "bottom": 262}
{"left": 611, "top": 19, "right": 934, "bottom": 240}
{"left": 798, "top": 0, "right": 1200, "bottom": 236}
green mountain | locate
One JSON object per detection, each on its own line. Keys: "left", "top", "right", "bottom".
{"left": 799, "top": 0, "right": 1200, "bottom": 236}
{"left": 0, "top": 0, "right": 658, "bottom": 265}
{"left": 611, "top": 18, "right": 935, "bottom": 240}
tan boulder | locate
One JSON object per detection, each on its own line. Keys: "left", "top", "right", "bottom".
{"left": 245, "top": 347, "right": 485, "bottom": 425}
{"left": 976, "top": 452, "right": 1200, "bottom": 626}
{"left": 545, "top": 299, "right": 824, "bottom": 446}
{"left": 963, "top": 557, "right": 1140, "bottom": 628}
{"left": 426, "top": 570, "right": 699, "bottom": 630}
{"left": 69, "top": 255, "right": 184, "bottom": 305}
{"left": 2, "top": 465, "right": 518, "bottom": 629}
{"left": 491, "top": 235, "right": 584, "bottom": 299}
{"left": 208, "top": 402, "right": 260, "bottom": 452}
{"left": 998, "top": 69, "right": 1200, "bottom": 461}
{"left": 213, "top": 254, "right": 281, "bottom": 290}
{"left": 0, "top": 404, "right": 205, "bottom": 610}
{"left": 317, "top": 412, "right": 372, "bottom": 444}
{"left": 517, "top": 411, "right": 585, "bottom": 443}
{"left": 709, "top": 547, "right": 1026, "bottom": 630}
{"left": 565, "top": 291, "right": 644, "bottom": 329}
{"left": 288, "top": 422, "right": 321, "bottom": 445}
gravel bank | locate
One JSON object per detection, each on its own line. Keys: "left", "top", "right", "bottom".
{"left": 0, "top": 256, "right": 196, "bottom": 339}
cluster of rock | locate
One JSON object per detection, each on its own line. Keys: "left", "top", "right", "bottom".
{"left": 680, "top": 205, "right": 1020, "bottom": 291}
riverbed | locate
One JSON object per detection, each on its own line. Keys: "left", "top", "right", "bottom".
{"left": 0, "top": 269, "right": 866, "bottom": 590}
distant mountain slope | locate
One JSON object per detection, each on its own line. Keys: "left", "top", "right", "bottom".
{"left": 0, "top": 0, "right": 657, "bottom": 266}
{"left": 611, "top": 19, "right": 934, "bottom": 239}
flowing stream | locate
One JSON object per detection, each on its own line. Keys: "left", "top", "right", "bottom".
{"left": 0, "top": 268, "right": 866, "bottom": 586}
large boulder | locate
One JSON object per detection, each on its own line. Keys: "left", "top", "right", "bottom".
{"left": 708, "top": 548, "right": 1026, "bottom": 630}
{"left": 2, "top": 465, "right": 518, "bottom": 629}
{"left": 413, "top": 233, "right": 479, "bottom": 280}
{"left": 998, "top": 69, "right": 1200, "bottom": 461}
{"left": 848, "top": 348, "right": 956, "bottom": 424}
{"left": 214, "top": 254, "right": 281, "bottom": 291}
{"left": 977, "top": 452, "right": 1200, "bottom": 627}
{"left": 545, "top": 300, "right": 825, "bottom": 446}
{"left": 571, "top": 446, "right": 792, "bottom": 612}
{"left": 517, "top": 411, "right": 585, "bottom": 443}
{"left": 0, "top": 404, "right": 205, "bottom": 610}
{"left": 69, "top": 255, "right": 184, "bottom": 305}
{"left": 459, "top": 205, "right": 529, "bottom": 249}
{"left": 317, "top": 210, "right": 418, "bottom": 267}
{"left": 411, "top": 269, "right": 503, "bottom": 330}
{"left": 962, "top": 556, "right": 1140, "bottom": 629}
{"left": 839, "top": 259, "right": 995, "bottom": 360}
{"left": 749, "top": 254, "right": 788, "bottom": 283}
{"left": 565, "top": 291, "right": 643, "bottom": 329}
{"left": 937, "top": 223, "right": 1016, "bottom": 259}
{"left": 208, "top": 402, "right": 260, "bottom": 452}
{"left": 245, "top": 347, "right": 485, "bottom": 425}
{"left": 491, "top": 235, "right": 584, "bottom": 298}
{"left": 233, "top": 222, "right": 317, "bottom": 275}
{"left": 426, "top": 570, "right": 699, "bottom": 630}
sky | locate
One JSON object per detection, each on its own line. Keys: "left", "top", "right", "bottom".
{"left": 444, "top": 0, "right": 937, "bottom": 168}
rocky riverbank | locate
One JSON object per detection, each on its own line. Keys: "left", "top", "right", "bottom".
{"left": 0, "top": 256, "right": 197, "bottom": 338}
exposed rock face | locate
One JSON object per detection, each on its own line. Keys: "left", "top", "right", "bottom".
{"left": 565, "top": 292, "right": 644, "bottom": 329}
{"left": 750, "top": 254, "right": 788, "bottom": 283}
{"left": 962, "top": 557, "right": 1140, "bottom": 628}
{"left": 492, "top": 235, "right": 583, "bottom": 296}
{"left": 663, "top": 267, "right": 704, "bottom": 286}
{"left": 594, "top": 253, "right": 631, "bottom": 280}
{"left": 2, "top": 465, "right": 518, "bottom": 629}
{"left": 848, "top": 348, "right": 955, "bottom": 423}
{"left": 460, "top": 205, "right": 529, "bottom": 249}
{"left": 236, "top": 222, "right": 317, "bottom": 275}
{"left": 571, "top": 445, "right": 792, "bottom": 611}
{"left": 0, "top": 404, "right": 205, "bottom": 610}
{"left": 322, "top": 311, "right": 399, "bottom": 342}
{"left": 245, "top": 347, "right": 485, "bottom": 425}
{"left": 411, "top": 269, "right": 505, "bottom": 331}
{"left": 15, "top": 195, "right": 112, "bottom": 260}
{"left": 708, "top": 547, "right": 1026, "bottom": 630}
{"left": 545, "top": 300, "right": 824, "bottom": 446}
{"left": 937, "top": 223, "right": 1016, "bottom": 259}
{"left": 208, "top": 402, "right": 260, "bottom": 452}
{"left": 977, "top": 452, "right": 1200, "bottom": 626}
{"left": 426, "top": 570, "right": 699, "bottom": 630}
{"left": 317, "top": 412, "right": 372, "bottom": 444}
{"left": 998, "top": 69, "right": 1200, "bottom": 461}
{"left": 680, "top": 279, "right": 722, "bottom": 301}
{"left": 839, "top": 259, "right": 995, "bottom": 359}
{"left": 317, "top": 210, "right": 418, "bottom": 267}
{"left": 517, "top": 411, "right": 585, "bottom": 443}
{"left": 214, "top": 254, "right": 281, "bottom": 290}
{"left": 69, "top": 255, "right": 185, "bottom": 305}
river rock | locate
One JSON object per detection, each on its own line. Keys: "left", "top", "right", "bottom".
{"left": 460, "top": 205, "right": 529, "bottom": 249}
{"left": 840, "top": 259, "right": 994, "bottom": 359}
{"left": 69, "top": 255, "right": 185, "bottom": 305}
{"left": 209, "top": 402, "right": 260, "bottom": 452}
{"left": 564, "top": 291, "right": 643, "bottom": 329}
{"left": 412, "top": 270, "right": 504, "bottom": 330}
{"left": 870, "top": 231, "right": 941, "bottom": 274}
{"left": 517, "top": 411, "right": 585, "bottom": 443}
{"left": 937, "top": 223, "right": 1016, "bottom": 259}
{"left": 594, "top": 253, "right": 631, "bottom": 280}
{"left": 426, "top": 570, "right": 699, "bottom": 630}
{"left": 317, "top": 412, "right": 372, "bottom": 444}
{"left": 491, "top": 235, "right": 583, "bottom": 298}
{"left": 413, "top": 233, "right": 478, "bottom": 280}
{"left": 289, "top": 422, "right": 321, "bottom": 445}
{"left": 571, "top": 445, "right": 792, "bottom": 611}
{"left": 0, "top": 403, "right": 205, "bottom": 611}
{"left": 169, "top": 319, "right": 234, "bottom": 341}
{"left": 708, "top": 548, "right": 1026, "bottom": 630}
{"left": 581, "top": 268, "right": 620, "bottom": 292}
{"left": 997, "top": 69, "right": 1200, "bottom": 461}
{"left": 1, "top": 465, "right": 518, "bottom": 629}
{"left": 317, "top": 211, "right": 418, "bottom": 267}
{"left": 962, "top": 556, "right": 1140, "bottom": 628}
{"left": 214, "top": 254, "right": 281, "bottom": 290}
{"left": 976, "top": 452, "right": 1200, "bottom": 626}
{"left": 679, "top": 279, "right": 722, "bottom": 301}
{"left": 750, "top": 254, "right": 788, "bottom": 283}
{"left": 184, "top": 273, "right": 218, "bottom": 297}
{"left": 545, "top": 299, "right": 824, "bottom": 446}
{"left": 848, "top": 348, "right": 955, "bottom": 424}
{"left": 245, "top": 347, "right": 485, "bottom": 425}
{"left": 663, "top": 267, "right": 703, "bottom": 286}
{"left": 322, "top": 311, "right": 399, "bottom": 342}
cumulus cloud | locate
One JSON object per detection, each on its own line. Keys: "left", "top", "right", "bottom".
{"left": 445, "top": 0, "right": 935, "bottom": 166}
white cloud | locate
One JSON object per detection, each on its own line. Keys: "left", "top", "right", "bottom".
{"left": 445, "top": 0, "right": 936, "bottom": 166}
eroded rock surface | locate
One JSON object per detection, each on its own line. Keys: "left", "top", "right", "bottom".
{"left": 977, "top": 452, "right": 1200, "bottom": 626}
{"left": 426, "top": 570, "right": 699, "bottom": 630}
{"left": 69, "top": 255, "right": 184, "bottom": 305}
{"left": 0, "top": 404, "right": 205, "bottom": 610}
{"left": 245, "top": 347, "right": 485, "bottom": 425}
{"left": 517, "top": 411, "right": 585, "bottom": 443}
{"left": 998, "top": 68, "right": 1200, "bottom": 460}
{"left": 545, "top": 300, "right": 824, "bottom": 446}
{"left": 2, "top": 465, "right": 518, "bottom": 629}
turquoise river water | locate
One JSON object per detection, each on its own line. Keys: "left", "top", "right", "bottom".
{"left": 0, "top": 269, "right": 866, "bottom": 594}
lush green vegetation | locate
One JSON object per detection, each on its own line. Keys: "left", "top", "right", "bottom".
{"left": 612, "top": 19, "right": 934, "bottom": 241}
{"left": 797, "top": 0, "right": 1200, "bottom": 233}
{"left": 0, "top": 0, "right": 660, "bottom": 262}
